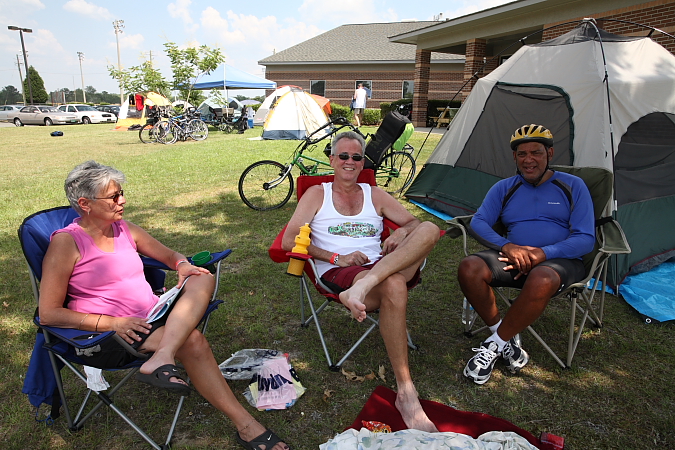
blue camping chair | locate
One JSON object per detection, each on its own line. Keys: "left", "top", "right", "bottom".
{"left": 19, "top": 206, "right": 232, "bottom": 449}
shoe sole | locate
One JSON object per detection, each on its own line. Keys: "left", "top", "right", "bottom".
{"left": 504, "top": 351, "right": 530, "bottom": 374}
{"left": 463, "top": 365, "right": 492, "bottom": 385}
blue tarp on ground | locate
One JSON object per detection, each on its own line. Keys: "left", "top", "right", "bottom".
{"left": 620, "top": 260, "right": 675, "bottom": 322}
{"left": 412, "top": 201, "right": 675, "bottom": 323}
{"left": 192, "top": 64, "right": 276, "bottom": 90}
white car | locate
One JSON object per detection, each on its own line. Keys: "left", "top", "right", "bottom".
{"left": 0, "top": 105, "right": 24, "bottom": 122}
{"left": 57, "top": 104, "right": 116, "bottom": 124}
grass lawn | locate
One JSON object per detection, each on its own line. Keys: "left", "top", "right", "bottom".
{"left": 0, "top": 123, "right": 673, "bottom": 449}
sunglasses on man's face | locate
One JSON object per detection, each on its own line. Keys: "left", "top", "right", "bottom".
{"left": 337, "top": 153, "right": 364, "bottom": 161}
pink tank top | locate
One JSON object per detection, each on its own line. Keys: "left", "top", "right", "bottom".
{"left": 53, "top": 218, "right": 158, "bottom": 318}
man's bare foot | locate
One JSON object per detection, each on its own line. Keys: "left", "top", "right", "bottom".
{"left": 395, "top": 390, "right": 438, "bottom": 433}
{"left": 338, "top": 288, "right": 367, "bottom": 322}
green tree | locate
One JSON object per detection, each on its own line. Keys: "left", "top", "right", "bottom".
{"left": 24, "top": 66, "right": 48, "bottom": 103}
{"left": 0, "top": 85, "right": 23, "bottom": 104}
{"left": 164, "top": 42, "right": 224, "bottom": 105}
{"left": 108, "top": 60, "right": 171, "bottom": 98}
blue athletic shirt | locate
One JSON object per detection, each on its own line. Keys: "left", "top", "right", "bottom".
{"left": 471, "top": 171, "right": 595, "bottom": 260}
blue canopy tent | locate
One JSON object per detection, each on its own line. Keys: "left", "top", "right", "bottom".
{"left": 192, "top": 64, "right": 276, "bottom": 90}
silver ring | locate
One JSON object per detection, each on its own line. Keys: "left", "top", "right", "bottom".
{"left": 127, "top": 329, "right": 132, "bottom": 335}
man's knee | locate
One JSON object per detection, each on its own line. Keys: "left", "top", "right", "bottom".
{"left": 523, "top": 266, "right": 561, "bottom": 296}
{"left": 379, "top": 274, "right": 408, "bottom": 308}
{"left": 416, "top": 221, "right": 440, "bottom": 244}
{"left": 458, "top": 255, "right": 491, "bottom": 283}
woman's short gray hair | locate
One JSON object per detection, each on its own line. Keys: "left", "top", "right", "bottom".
{"left": 65, "top": 161, "right": 125, "bottom": 214}
{"left": 331, "top": 131, "right": 366, "bottom": 155}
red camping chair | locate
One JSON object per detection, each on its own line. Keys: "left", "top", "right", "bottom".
{"left": 269, "top": 170, "right": 417, "bottom": 371}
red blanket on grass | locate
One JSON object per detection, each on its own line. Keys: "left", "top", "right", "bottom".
{"left": 348, "top": 386, "right": 560, "bottom": 449}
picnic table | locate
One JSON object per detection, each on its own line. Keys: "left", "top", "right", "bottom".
{"left": 430, "top": 107, "right": 455, "bottom": 125}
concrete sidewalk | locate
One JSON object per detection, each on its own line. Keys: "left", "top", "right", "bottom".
{"left": 414, "top": 126, "right": 446, "bottom": 135}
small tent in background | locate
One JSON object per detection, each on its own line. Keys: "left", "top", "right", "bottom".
{"left": 197, "top": 94, "right": 244, "bottom": 121}
{"left": 260, "top": 86, "right": 330, "bottom": 140}
{"left": 405, "top": 21, "right": 675, "bottom": 322}
{"left": 254, "top": 85, "right": 297, "bottom": 126}
{"left": 310, "top": 94, "right": 332, "bottom": 116}
{"left": 115, "top": 91, "right": 171, "bottom": 130}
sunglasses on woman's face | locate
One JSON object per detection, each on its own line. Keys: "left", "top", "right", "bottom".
{"left": 337, "top": 153, "right": 364, "bottom": 161}
{"left": 94, "top": 190, "right": 125, "bottom": 203}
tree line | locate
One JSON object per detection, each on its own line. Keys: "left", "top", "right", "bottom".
{"left": 2, "top": 41, "right": 228, "bottom": 106}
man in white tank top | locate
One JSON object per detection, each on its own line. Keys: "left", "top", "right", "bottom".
{"left": 283, "top": 131, "right": 441, "bottom": 433}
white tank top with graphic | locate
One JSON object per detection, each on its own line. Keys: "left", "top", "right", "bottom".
{"left": 310, "top": 182, "right": 384, "bottom": 276}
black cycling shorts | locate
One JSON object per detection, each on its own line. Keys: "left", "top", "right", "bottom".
{"left": 473, "top": 249, "right": 585, "bottom": 293}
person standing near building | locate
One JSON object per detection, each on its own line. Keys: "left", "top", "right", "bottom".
{"left": 353, "top": 83, "right": 368, "bottom": 127}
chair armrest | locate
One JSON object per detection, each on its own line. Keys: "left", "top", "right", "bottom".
{"left": 34, "top": 316, "right": 116, "bottom": 349}
{"left": 445, "top": 215, "right": 474, "bottom": 257}
{"left": 598, "top": 218, "right": 631, "bottom": 255}
{"left": 140, "top": 249, "right": 233, "bottom": 270}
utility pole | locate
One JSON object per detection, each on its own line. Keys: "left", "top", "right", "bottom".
{"left": 113, "top": 19, "right": 125, "bottom": 105}
{"left": 8, "top": 26, "right": 33, "bottom": 104}
{"left": 15, "top": 54, "right": 26, "bottom": 104}
{"left": 77, "top": 52, "right": 86, "bottom": 103}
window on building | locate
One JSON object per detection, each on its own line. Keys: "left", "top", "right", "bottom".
{"left": 499, "top": 55, "right": 511, "bottom": 65}
{"left": 402, "top": 81, "right": 414, "bottom": 99}
{"left": 356, "top": 80, "right": 372, "bottom": 98}
{"left": 310, "top": 80, "right": 325, "bottom": 96}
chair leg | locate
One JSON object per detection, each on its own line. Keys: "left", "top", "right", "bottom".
{"left": 300, "top": 276, "right": 335, "bottom": 369}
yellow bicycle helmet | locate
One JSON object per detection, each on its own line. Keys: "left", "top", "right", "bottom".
{"left": 509, "top": 124, "right": 554, "bottom": 150}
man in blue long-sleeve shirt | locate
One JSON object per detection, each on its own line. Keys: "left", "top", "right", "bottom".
{"left": 459, "top": 124, "right": 595, "bottom": 384}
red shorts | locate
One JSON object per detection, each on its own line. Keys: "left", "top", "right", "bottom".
{"left": 320, "top": 259, "right": 421, "bottom": 294}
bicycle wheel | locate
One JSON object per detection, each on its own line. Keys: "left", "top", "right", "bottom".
{"left": 375, "top": 151, "right": 417, "bottom": 194}
{"left": 238, "top": 160, "right": 294, "bottom": 211}
{"left": 188, "top": 119, "right": 209, "bottom": 141}
{"left": 157, "top": 121, "right": 178, "bottom": 145}
{"left": 139, "top": 123, "right": 158, "bottom": 144}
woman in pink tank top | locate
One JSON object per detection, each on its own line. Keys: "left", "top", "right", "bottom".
{"left": 38, "top": 161, "right": 289, "bottom": 450}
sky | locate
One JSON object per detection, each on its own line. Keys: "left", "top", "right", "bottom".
{"left": 0, "top": 0, "right": 512, "bottom": 100}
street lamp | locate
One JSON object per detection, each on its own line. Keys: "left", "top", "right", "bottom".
{"left": 8, "top": 26, "right": 33, "bottom": 104}
{"left": 77, "top": 52, "right": 86, "bottom": 103}
{"left": 112, "top": 19, "right": 124, "bottom": 105}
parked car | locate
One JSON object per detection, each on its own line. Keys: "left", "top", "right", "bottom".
{"left": 57, "top": 104, "right": 115, "bottom": 124}
{"left": 96, "top": 105, "right": 120, "bottom": 117}
{"left": 11, "top": 105, "right": 79, "bottom": 126}
{"left": 0, "top": 105, "right": 24, "bottom": 122}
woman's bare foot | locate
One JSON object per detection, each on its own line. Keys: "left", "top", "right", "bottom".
{"left": 395, "top": 390, "right": 438, "bottom": 433}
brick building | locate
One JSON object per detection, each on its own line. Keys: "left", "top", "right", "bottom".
{"left": 259, "top": 0, "right": 675, "bottom": 126}
{"left": 391, "top": 0, "right": 675, "bottom": 125}
{"left": 258, "top": 22, "right": 465, "bottom": 111}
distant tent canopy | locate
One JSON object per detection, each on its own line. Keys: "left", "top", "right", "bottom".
{"left": 191, "top": 64, "right": 276, "bottom": 90}
{"left": 257, "top": 86, "right": 330, "bottom": 140}
{"left": 405, "top": 21, "right": 675, "bottom": 291}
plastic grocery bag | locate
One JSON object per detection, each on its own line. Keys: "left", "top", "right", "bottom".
{"left": 219, "top": 349, "right": 284, "bottom": 381}
{"left": 243, "top": 355, "right": 305, "bottom": 410}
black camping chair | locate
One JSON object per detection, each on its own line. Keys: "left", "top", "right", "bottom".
{"left": 19, "top": 206, "right": 232, "bottom": 449}
{"left": 446, "top": 166, "right": 631, "bottom": 368}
